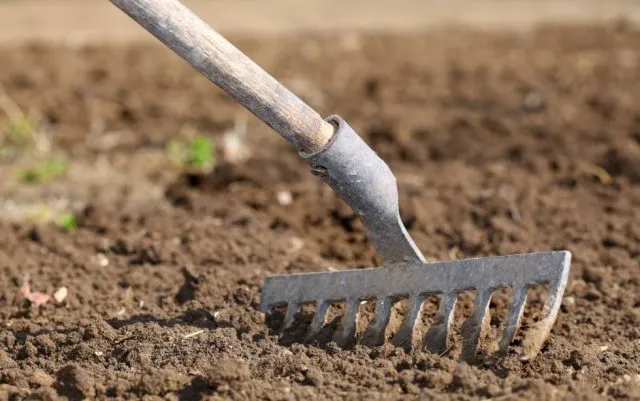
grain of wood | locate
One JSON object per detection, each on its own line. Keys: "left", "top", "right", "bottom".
{"left": 109, "top": 0, "right": 335, "bottom": 153}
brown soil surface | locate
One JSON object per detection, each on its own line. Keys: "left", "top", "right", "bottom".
{"left": 0, "top": 24, "right": 639, "bottom": 400}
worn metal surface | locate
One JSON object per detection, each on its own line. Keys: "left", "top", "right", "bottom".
{"left": 262, "top": 115, "right": 572, "bottom": 361}
{"left": 302, "top": 115, "right": 425, "bottom": 265}
{"left": 262, "top": 251, "right": 571, "bottom": 360}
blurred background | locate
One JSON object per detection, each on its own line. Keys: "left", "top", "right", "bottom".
{"left": 0, "top": 1, "right": 639, "bottom": 400}
{"left": 3, "top": 0, "right": 640, "bottom": 41}
{"left": 1, "top": 0, "right": 637, "bottom": 227}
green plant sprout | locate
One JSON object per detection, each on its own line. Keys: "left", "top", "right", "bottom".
{"left": 188, "top": 137, "right": 214, "bottom": 168}
{"left": 27, "top": 205, "right": 77, "bottom": 232}
{"left": 167, "top": 136, "right": 216, "bottom": 171}
{"left": 56, "top": 212, "right": 77, "bottom": 232}
{"left": 16, "top": 157, "right": 69, "bottom": 184}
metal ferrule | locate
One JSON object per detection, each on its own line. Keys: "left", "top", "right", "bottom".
{"left": 301, "top": 115, "right": 425, "bottom": 265}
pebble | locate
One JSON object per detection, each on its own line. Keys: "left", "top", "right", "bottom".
{"left": 221, "top": 130, "right": 251, "bottom": 164}
{"left": 96, "top": 253, "right": 109, "bottom": 267}
{"left": 288, "top": 237, "right": 304, "bottom": 253}
{"left": 277, "top": 190, "right": 293, "bottom": 206}
{"left": 29, "top": 370, "right": 54, "bottom": 387}
{"left": 53, "top": 287, "right": 68, "bottom": 304}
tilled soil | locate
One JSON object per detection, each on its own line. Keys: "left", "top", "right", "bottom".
{"left": 0, "top": 25, "right": 639, "bottom": 400}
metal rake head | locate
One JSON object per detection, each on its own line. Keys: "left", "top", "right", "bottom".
{"left": 261, "top": 116, "right": 571, "bottom": 361}
{"left": 261, "top": 251, "right": 571, "bottom": 361}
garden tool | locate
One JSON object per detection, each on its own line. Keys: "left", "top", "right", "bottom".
{"left": 111, "top": 0, "right": 571, "bottom": 361}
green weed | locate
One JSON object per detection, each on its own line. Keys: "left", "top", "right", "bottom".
{"left": 27, "top": 205, "right": 77, "bottom": 233}
{"left": 16, "top": 157, "right": 69, "bottom": 184}
{"left": 167, "top": 136, "right": 216, "bottom": 171}
{"left": 56, "top": 212, "right": 77, "bottom": 232}
{"left": 188, "top": 137, "right": 214, "bottom": 168}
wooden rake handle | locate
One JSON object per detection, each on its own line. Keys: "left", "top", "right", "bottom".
{"left": 109, "top": 0, "right": 335, "bottom": 153}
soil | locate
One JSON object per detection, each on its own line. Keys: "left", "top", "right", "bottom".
{"left": 0, "top": 24, "right": 639, "bottom": 400}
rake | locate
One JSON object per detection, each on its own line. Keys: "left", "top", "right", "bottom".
{"left": 111, "top": 0, "right": 571, "bottom": 361}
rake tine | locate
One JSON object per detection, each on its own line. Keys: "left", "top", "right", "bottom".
{"left": 391, "top": 294, "right": 426, "bottom": 351}
{"left": 361, "top": 297, "right": 393, "bottom": 347}
{"left": 423, "top": 292, "right": 457, "bottom": 354}
{"left": 461, "top": 289, "right": 493, "bottom": 361}
{"left": 262, "top": 252, "right": 571, "bottom": 360}
{"left": 333, "top": 299, "right": 360, "bottom": 348}
{"left": 282, "top": 302, "right": 300, "bottom": 332}
{"left": 497, "top": 287, "right": 528, "bottom": 356}
{"left": 521, "top": 281, "right": 564, "bottom": 361}
{"left": 305, "top": 300, "right": 330, "bottom": 342}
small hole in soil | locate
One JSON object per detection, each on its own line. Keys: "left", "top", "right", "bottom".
{"left": 557, "top": 177, "right": 577, "bottom": 189}
{"left": 185, "top": 173, "right": 206, "bottom": 187}
{"left": 364, "top": 78, "right": 380, "bottom": 99}
{"left": 269, "top": 218, "right": 289, "bottom": 232}
{"left": 506, "top": 145, "right": 524, "bottom": 161}
{"left": 232, "top": 217, "right": 250, "bottom": 227}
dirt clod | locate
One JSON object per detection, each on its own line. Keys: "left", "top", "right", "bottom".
{"left": 55, "top": 365, "right": 96, "bottom": 400}
{"left": 137, "top": 368, "right": 191, "bottom": 396}
{"left": 0, "top": 350, "right": 18, "bottom": 369}
{"left": 205, "top": 359, "right": 251, "bottom": 391}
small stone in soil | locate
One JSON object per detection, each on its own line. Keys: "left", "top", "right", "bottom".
{"left": 54, "top": 287, "right": 68, "bottom": 304}
{"left": 277, "top": 190, "right": 293, "bottom": 206}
